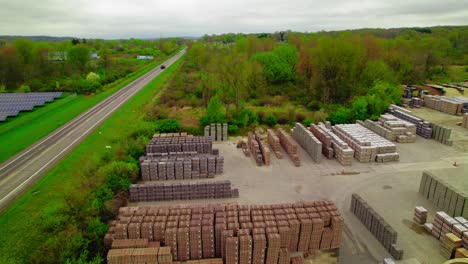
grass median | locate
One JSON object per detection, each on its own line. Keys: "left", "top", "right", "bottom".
{"left": 0, "top": 53, "right": 185, "bottom": 263}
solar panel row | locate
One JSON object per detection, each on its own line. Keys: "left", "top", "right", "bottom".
{"left": 0, "top": 92, "right": 62, "bottom": 122}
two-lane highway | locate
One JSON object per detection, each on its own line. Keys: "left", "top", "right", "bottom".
{"left": 0, "top": 49, "right": 186, "bottom": 211}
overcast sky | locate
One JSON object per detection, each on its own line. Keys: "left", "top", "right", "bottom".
{"left": 0, "top": 0, "right": 467, "bottom": 38}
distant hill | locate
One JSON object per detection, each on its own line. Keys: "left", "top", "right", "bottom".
{"left": 0, "top": 35, "right": 75, "bottom": 42}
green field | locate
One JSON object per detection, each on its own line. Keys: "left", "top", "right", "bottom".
{"left": 0, "top": 51, "right": 180, "bottom": 163}
{"left": 0, "top": 54, "right": 184, "bottom": 263}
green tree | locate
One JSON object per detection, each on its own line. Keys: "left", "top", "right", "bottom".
{"left": 199, "top": 95, "right": 227, "bottom": 126}
{"left": 69, "top": 45, "right": 90, "bottom": 72}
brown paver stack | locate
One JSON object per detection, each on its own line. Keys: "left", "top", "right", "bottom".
{"left": 129, "top": 180, "right": 238, "bottom": 202}
{"left": 147, "top": 134, "right": 213, "bottom": 155}
{"left": 112, "top": 238, "right": 150, "bottom": 249}
{"left": 440, "top": 233, "right": 462, "bottom": 258}
{"left": 423, "top": 95, "right": 463, "bottom": 115}
{"left": 291, "top": 123, "right": 322, "bottom": 163}
{"left": 456, "top": 248, "right": 468, "bottom": 258}
{"left": 290, "top": 256, "right": 303, "bottom": 264}
{"left": 333, "top": 124, "right": 399, "bottom": 163}
{"left": 308, "top": 124, "right": 334, "bottom": 159}
{"left": 108, "top": 247, "right": 159, "bottom": 264}
{"left": 278, "top": 248, "right": 289, "bottom": 264}
{"left": 430, "top": 211, "right": 468, "bottom": 244}
{"left": 414, "top": 206, "right": 428, "bottom": 225}
{"left": 105, "top": 201, "right": 344, "bottom": 262}
{"left": 463, "top": 114, "right": 468, "bottom": 129}
{"left": 351, "top": 194, "right": 402, "bottom": 260}
{"left": 248, "top": 132, "right": 263, "bottom": 166}
{"left": 277, "top": 128, "right": 300, "bottom": 166}
{"left": 316, "top": 123, "right": 354, "bottom": 166}
{"left": 359, "top": 114, "right": 416, "bottom": 143}
{"left": 158, "top": 246, "right": 173, "bottom": 264}
{"left": 267, "top": 129, "right": 283, "bottom": 159}
{"left": 254, "top": 130, "right": 271, "bottom": 166}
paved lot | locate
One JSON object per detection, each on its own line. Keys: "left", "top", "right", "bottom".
{"left": 136, "top": 108, "right": 468, "bottom": 264}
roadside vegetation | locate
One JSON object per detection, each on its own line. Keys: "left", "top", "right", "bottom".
{"left": 155, "top": 26, "right": 467, "bottom": 131}
{"left": 0, "top": 55, "right": 185, "bottom": 264}
{"left": 0, "top": 37, "right": 183, "bottom": 93}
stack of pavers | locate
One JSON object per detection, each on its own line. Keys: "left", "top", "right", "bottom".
{"left": 430, "top": 123, "right": 453, "bottom": 146}
{"left": 267, "top": 129, "right": 283, "bottom": 159}
{"left": 308, "top": 124, "right": 333, "bottom": 159}
{"left": 146, "top": 133, "right": 213, "bottom": 154}
{"left": 351, "top": 194, "right": 403, "bottom": 260}
{"left": 409, "top": 97, "right": 424, "bottom": 108}
{"left": 440, "top": 233, "right": 462, "bottom": 259}
{"left": 430, "top": 211, "right": 468, "bottom": 246}
{"left": 129, "top": 181, "right": 239, "bottom": 202}
{"left": 254, "top": 130, "right": 271, "bottom": 166}
{"left": 247, "top": 132, "right": 263, "bottom": 166}
{"left": 418, "top": 171, "right": 468, "bottom": 218}
{"left": 463, "top": 114, "right": 468, "bottom": 129}
{"left": 204, "top": 123, "right": 229, "bottom": 141}
{"left": 359, "top": 114, "right": 416, "bottom": 143}
{"left": 291, "top": 123, "right": 322, "bottom": 163}
{"left": 314, "top": 123, "right": 354, "bottom": 166}
{"left": 388, "top": 105, "right": 433, "bottom": 139}
{"left": 413, "top": 206, "right": 428, "bottom": 225}
{"left": 277, "top": 128, "right": 301, "bottom": 166}
{"left": 140, "top": 154, "right": 224, "bottom": 181}
{"left": 423, "top": 95, "right": 463, "bottom": 115}
{"left": 105, "top": 201, "right": 344, "bottom": 263}
{"left": 332, "top": 124, "right": 399, "bottom": 163}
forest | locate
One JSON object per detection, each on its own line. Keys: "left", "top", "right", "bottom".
{"left": 157, "top": 26, "right": 467, "bottom": 128}
{"left": 0, "top": 37, "right": 184, "bottom": 93}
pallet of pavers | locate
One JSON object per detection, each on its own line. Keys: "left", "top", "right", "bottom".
{"left": 254, "top": 130, "right": 271, "bottom": 165}
{"left": 350, "top": 194, "right": 403, "bottom": 260}
{"left": 463, "top": 114, "right": 468, "bottom": 129}
{"left": 105, "top": 200, "right": 344, "bottom": 263}
{"left": 204, "top": 123, "right": 229, "bottom": 141}
{"left": 277, "top": 128, "right": 301, "bottom": 166}
{"left": 308, "top": 124, "right": 333, "bottom": 159}
{"left": 248, "top": 132, "right": 263, "bottom": 166}
{"left": 387, "top": 106, "right": 433, "bottom": 138}
{"left": 419, "top": 171, "right": 468, "bottom": 218}
{"left": 315, "top": 123, "right": 354, "bottom": 166}
{"left": 146, "top": 134, "right": 213, "bottom": 155}
{"left": 431, "top": 123, "right": 453, "bottom": 146}
{"left": 424, "top": 95, "right": 463, "bottom": 115}
{"left": 267, "top": 129, "right": 283, "bottom": 159}
{"left": 332, "top": 124, "right": 399, "bottom": 163}
{"left": 129, "top": 180, "right": 239, "bottom": 202}
{"left": 359, "top": 114, "right": 416, "bottom": 143}
{"left": 291, "top": 123, "right": 322, "bottom": 163}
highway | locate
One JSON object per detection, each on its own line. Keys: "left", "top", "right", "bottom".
{"left": 0, "top": 49, "right": 186, "bottom": 211}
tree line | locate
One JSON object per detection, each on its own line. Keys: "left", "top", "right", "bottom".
{"left": 0, "top": 37, "right": 184, "bottom": 93}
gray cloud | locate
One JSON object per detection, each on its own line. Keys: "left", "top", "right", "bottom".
{"left": 0, "top": 0, "right": 467, "bottom": 38}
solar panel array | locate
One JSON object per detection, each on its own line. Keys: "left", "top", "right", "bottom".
{"left": 0, "top": 92, "right": 62, "bottom": 122}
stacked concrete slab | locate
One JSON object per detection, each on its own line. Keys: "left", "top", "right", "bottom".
{"left": 204, "top": 123, "right": 228, "bottom": 141}
{"left": 247, "top": 132, "right": 263, "bottom": 166}
{"left": 423, "top": 95, "right": 463, "bottom": 115}
{"left": 308, "top": 124, "right": 333, "bottom": 159}
{"left": 277, "top": 128, "right": 300, "bottom": 166}
{"left": 147, "top": 134, "right": 213, "bottom": 154}
{"left": 291, "top": 123, "right": 322, "bottom": 163}
{"left": 419, "top": 170, "right": 468, "bottom": 218}
{"left": 254, "top": 130, "right": 271, "bottom": 166}
{"left": 267, "top": 129, "right": 283, "bottom": 159}
{"left": 315, "top": 123, "right": 354, "bottom": 166}
{"left": 332, "top": 124, "right": 399, "bottom": 163}
{"left": 129, "top": 181, "right": 239, "bottom": 202}
{"left": 431, "top": 123, "right": 453, "bottom": 146}
{"left": 140, "top": 155, "right": 223, "bottom": 181}
{"left": 430, "top": 211, "right": 468, "bottom": 242}
{"left": 351, "top": 194, "right": 403, "bottom": 260}
{"left": 463, "top": 114, "right": 468, "bottom": 129}
{"left": 359, "top": 114, "right": 416, "bottom": 143}
{"left": 105, "top": 201, "right": 344, "bottom": 262}
{"left": 388, "top": 105, "right": 433, "bottom": 138}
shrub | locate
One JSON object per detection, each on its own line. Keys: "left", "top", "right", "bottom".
{"left": 296, "top": 113, "right": 306, "bottom": 122}
{"left": 199, "top": 95, "right": 227, "bottom": 126}
{"left": 228, "top": 124, "right": 239, "bottom": 134}
{"left": 303, "top": 117, "right": 313, "bottom": 127}
{"left": 156, "top": 119, "right": 181, "bottom": 133}
{"left": 307, "top": 100, "right": 321, "bottom": 111}
{"left": 263, "top": 113, "right": 277, "bottom": 127}
{"left": 275, "top": 112, "right": 289, "bottom": 125}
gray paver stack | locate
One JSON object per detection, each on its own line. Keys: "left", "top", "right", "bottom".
{"left": 204, "top": 123, "right": 229, "bottom": 141}
{"left": 430, "top": 123, "right": 453, "bottom": 146}
{"left": 0, "top": 92, "right": 62, "bottom": 121}
{"left": 463, "top": 114, "right": 468, "bottom": 129}
{"left": 315, "top": 123, "right": 354, "bottom": 166}
{"left": 291, "top": 123, "right": 322, "bottom": 163}
{"left": 359, "top": 114, "right": 416, "bottom": 143}
{"left": 351, "top": 194, "right": 403, "bottom": 260}
{"left": 332, "top": 124, "right": 399, "bottom": 163}
{"left": 423, "top": 95, "right": 465, "bottom": 115}
{"left": 419, "top": 171, "right": 468, "bottom": 218}
{"left": 388, "top": 105, "right": 433, "bottom": 138}
{"left": 146, "top": 134, "right": 213, "bottom": 154}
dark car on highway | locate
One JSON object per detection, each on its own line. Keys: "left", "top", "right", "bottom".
{"left": 160, "top": 65, "right": 166, "bottom": 69}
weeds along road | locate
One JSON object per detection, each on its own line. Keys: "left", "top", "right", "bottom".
{"left": 0, "top": 49, "right": 186, "bottom": 212}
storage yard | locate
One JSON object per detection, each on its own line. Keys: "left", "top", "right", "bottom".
{"left": 104, "top": 106, "right": 468, "bottom": 264}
